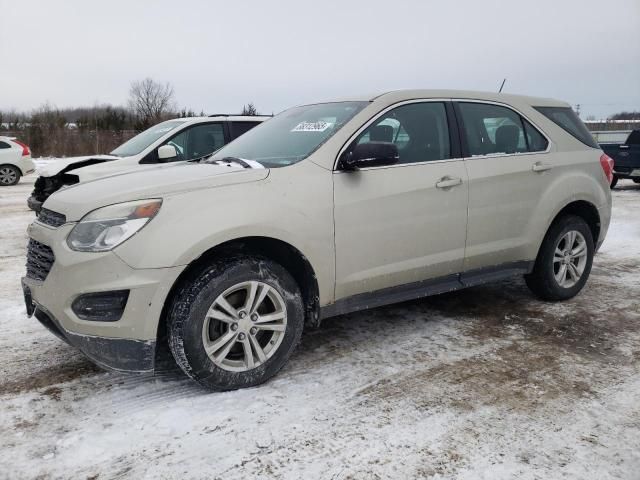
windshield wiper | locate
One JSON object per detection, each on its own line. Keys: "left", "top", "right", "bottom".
{"left": 200, "top": 156, "right": 256, "bottom": 169}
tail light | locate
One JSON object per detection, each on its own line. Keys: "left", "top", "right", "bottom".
{"left": 13, "top": 139, "right": 31, "bottom": 157}
{"left": 600, "top": 153, "right": 614, "bottom": 184}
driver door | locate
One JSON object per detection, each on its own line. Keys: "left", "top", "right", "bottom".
{"left": 333, "top": 101, "right": 469, "bottom": 300}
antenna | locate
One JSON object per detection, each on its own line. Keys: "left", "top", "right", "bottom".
{"left": 498, "top": 78, "right": 507, "bottom": 93}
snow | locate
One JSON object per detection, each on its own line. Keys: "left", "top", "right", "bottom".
{"left": 1, "top": 173, "right": 639, "bottom": 479}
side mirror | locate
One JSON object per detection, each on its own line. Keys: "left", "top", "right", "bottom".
{"left": 157, "top": 144, "right": 178, "bottom": 162}
{"left": 339, "top": 142, "right": 399, "bottom": 170}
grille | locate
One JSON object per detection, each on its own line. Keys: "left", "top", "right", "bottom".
{"left": 26, "top": 239, "right": 55, "bottom": 281}
{"left": 37, "top": 208, "right": 66, "bottom": 228}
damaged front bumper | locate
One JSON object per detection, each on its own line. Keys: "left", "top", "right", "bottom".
{"left": 27, "top": 195, "right": 43, "bottom": 213}
{"left": 22, "top": 220, "right": 184, "bottom": 373}
{"left": 25, "top": 291, "right": 155, "bottom": 372}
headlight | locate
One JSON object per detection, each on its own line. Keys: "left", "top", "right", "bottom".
{"left": 67, "top": 199, "right": 162, "bottom": 252}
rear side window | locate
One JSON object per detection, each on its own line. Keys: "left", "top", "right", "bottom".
{"left": 0, "top": 141, "right": 10, "bottom": 149}
{"left": 523, "top": 119, "right": 549, "bottom": 152}
{"left": 458, "top": 102, "right": 548, "bottom": 156}
{"left": 534, "top": 106, "right": 599, "bottom": 149}
{"left": 230, "top": 121, "right": 261, "bottom": 140}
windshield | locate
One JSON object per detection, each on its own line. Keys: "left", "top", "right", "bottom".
{"left": 110, "top": 120, "right": 187, "bottom": 157}
{"left": 207, "top": 102, "right": 368, "bottom": 167}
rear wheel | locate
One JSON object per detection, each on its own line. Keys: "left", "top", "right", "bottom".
{"left": 168, "top": 255, "right": 304, "bottom": 391}
{"left": 525, "top": 215, "right": 594, "bottom": 301}
{"left": 0, "top": 165, "right": 20, "bottom": 186}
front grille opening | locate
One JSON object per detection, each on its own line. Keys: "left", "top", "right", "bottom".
{"left": 26, "top": 239, "right": 55, "bottom": 281}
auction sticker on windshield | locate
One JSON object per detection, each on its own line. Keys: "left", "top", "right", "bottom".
{"left": 291, "top": 121, "right": 333, "bottom": 132}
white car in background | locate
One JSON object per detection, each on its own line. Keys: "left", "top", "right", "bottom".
{"left": 0, "top": 136, "right": 35, "bottom": 186}
{"left": 28, "top": 115, "right": 270, "bottom": 212}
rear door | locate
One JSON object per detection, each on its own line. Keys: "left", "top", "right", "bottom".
{"left": 455, "top": 101, "right": 552, "bottom": 272}
{"left": 333, "top": 101, "right": 469, "bottom": 299}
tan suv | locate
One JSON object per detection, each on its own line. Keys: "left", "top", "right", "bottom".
{"left": 23, "top": 90, "right": 613, "bottom": 390}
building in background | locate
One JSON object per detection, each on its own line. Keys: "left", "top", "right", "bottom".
{"left": 585, "top": 120, "right": 640, "bottom": 143}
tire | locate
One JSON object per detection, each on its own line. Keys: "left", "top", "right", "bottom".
{"left": 0, "top": 165, "right": 20, "bottom": 186}
{"left": 168, "top": 255, "right": 304, "bottom": 391}
{"left": 633, "top": 179, "right": 640, "bottom": 184}
{"left": 610, "top": 175, "right": 618, "bottom": 189}
{"left": 525, "top": 215, "right": 594, "bottom": 301}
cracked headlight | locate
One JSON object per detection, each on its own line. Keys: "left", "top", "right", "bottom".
{"left": 67, "top": 199, "right": 162, "bottom": 252}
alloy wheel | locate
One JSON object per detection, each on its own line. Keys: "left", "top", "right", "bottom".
{"left": 553, "top": 230, "right": 588, "bottom": 288}
{"left": 0, "top": 167, "right": 17, "bottom": 185}
{"left": 202, "top": 281, "right": 287, "bottom": 372}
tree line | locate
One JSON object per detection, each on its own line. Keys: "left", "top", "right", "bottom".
{"left": 0, "top": 78, "right": 260, "bottom": 157}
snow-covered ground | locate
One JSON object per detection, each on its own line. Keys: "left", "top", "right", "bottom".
{"left": 1, "top": 172, "right": 639, "bottom": 480}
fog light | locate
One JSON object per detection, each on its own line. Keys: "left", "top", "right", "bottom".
{"left": 71, "top": 290, "right": 130, "bottom": 322}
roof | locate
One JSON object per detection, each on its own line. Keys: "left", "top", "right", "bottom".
{"left": 315, "top": 89, "right": 569, "bottom": 108}
{"left": 173, "top": 115, "right": 271, "bottom": 123}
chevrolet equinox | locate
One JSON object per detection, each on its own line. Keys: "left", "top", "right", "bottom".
{"left": 23, "top": 90, "right": 613, "bottom": 390}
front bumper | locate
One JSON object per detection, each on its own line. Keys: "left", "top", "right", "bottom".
{"left": 23, "top": 220, "right": 184, "bottom": 372}
{"left": 26, "top": 296, "right": 156, "bottom": 372}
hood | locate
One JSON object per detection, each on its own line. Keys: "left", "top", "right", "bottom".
{"left": 67, "top": 158, "right": 146, "bottom": 182}
{"left": 44, "top": 161, "right": 269, "bottom": 221}
{"left": 38, "top": 155, "right": 119, "bottom": 177}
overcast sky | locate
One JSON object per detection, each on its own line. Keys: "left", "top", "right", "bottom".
{"left": 1, "top": 0, "right": 638, "bottom": 119}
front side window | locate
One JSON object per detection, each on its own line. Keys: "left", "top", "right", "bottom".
{"left": 157, "top": 122, "right": 226, "bottom": 162}
{"left": 353, "top": 102, "right": 451, "bottom": 164}
{"left": 207, "top": 102, "right": 367, "bottom": 168}
{"left": 458, "top": 103, "right": 548, "bottom": 156}
{"left": 184, "top": 123, "right": 225, "bottom": 160}
{"left": 110, "top": 120, "right": 187, "bottom": 157}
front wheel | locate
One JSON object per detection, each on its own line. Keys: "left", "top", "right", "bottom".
{"left": 525, "top": 215, "right": 594, "bottom": 301}
{"left": 168, "top": 255, "right": 304, "bottom": 391}
{"left": 610, "top": 175, "right": 618, "bottom": 189}
{"left": 0, "top": 165, "right": 20, "bottom": 186}
{"left": 633, "top": 179, "right": 640, "bottom": 184}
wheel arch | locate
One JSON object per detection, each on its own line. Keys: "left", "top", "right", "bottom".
{"left": 156, "top": 236, "right": 321, "bottom": 357}
{"left": 543, "top": 200, "right": 601, "bottom": 247}
{"left": 0, "top": 163, "right": 23, "bottom": 177}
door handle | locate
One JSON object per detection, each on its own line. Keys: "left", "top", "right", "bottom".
{"left": 435, "top": 176, "right": 463, "bottom": 189}
{"left": 532, "top": 162, "right": 553, "bottom": 172}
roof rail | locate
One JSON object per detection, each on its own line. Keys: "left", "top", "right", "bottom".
{"left": 208, "top": 113, "right": 273, "bottom": 117}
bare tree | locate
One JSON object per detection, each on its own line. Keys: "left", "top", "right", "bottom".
{"left": 241, "top": 102, "right": 259, "bottom": 116}
{"left": 128, "top": 78, "right": 176, "bottom": 128}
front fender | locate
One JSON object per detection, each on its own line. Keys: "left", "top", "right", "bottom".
{"left": 113, "top": 161, "right": 336, "bottom": 304}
